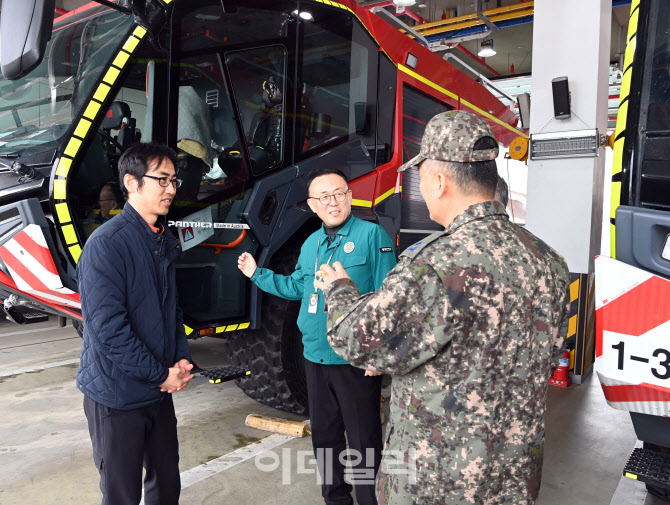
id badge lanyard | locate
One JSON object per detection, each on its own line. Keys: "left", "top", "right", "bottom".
{"left": 309, "top": 236, "right": 341, "bottom": 314}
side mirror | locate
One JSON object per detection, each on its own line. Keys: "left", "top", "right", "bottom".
{"left": 1, "top": 0, "right": 56, "bottom": 80}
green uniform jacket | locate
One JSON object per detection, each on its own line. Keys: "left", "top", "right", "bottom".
{"left": 323, "top": 201, "right": 571, "bottom": 505}
{"left": 252, "top": 215, "right": 397, "bottom": 365}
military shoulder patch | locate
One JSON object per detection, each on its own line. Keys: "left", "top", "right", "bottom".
{"left": 400, "top": 231, "right": 445, "bottom": 260}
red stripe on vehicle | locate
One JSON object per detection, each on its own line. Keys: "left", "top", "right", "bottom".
{"left": 601, "top": 383, "right": 670, "bottom": 403}
{"left": 1, "top": 251, "right": 80, "bottom": 304}
{"left": 597, "top": 276, "right": 670, "bottom": 338}
{"left": 12, "top": 230, "right": 59, "bottom": 276}
{"left": 0, "top": 270, "right": 81, "bottom": 318}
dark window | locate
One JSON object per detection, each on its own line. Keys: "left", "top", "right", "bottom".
{"left": 0, "top": 10, "right": 134, "bottom": 157}
{"left": 226, "top": 45, "right": 288, "bottom": 173}
{"left": 399, "top": 85, "right": 451, "bottom": 251}
{"left": 174, "top": 0, "right": 297, "bottom": 53}
{"left": 376, "top": 54, "right": 397, "bottom": 166}
{"left": 297, "top": 2, "right": 378, "bottom": 157}
{"left": 647, "top": 0, "right": 670, "bottom": 130}
{"left": 171, "top": 51, "right": 258, "bottom": 325}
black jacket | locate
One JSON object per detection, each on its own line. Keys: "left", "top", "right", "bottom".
{"left": 76, "top": 203, "right": 191, "bottom": 410}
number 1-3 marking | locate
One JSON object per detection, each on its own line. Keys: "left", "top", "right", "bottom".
{"left": 611, "top": 341, "right": 670, "bottom": 380}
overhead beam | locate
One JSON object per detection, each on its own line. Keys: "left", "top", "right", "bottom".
{"left": 407, "top": 1, "right": 534, "bottom": 35}
{"left": 475, "top": 0, "right": 498, "bottom": 32}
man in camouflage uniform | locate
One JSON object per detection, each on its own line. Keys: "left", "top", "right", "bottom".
{"left": 314, "top": 110, "right": 571, "bottom": 505}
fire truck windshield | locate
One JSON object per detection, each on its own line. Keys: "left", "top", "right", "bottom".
{"left": 0, "top": 10, "right": 134, "bottom": 157}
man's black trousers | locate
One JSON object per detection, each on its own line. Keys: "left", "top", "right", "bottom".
{"left": 83, "top": 394, "right": 181, "bottom": 505}
{"left": 305, "top": 360, "right": 384, "bottom": 505}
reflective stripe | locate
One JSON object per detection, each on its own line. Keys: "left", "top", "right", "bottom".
{"left": 374, "top": 187, "right": 395, "bottom": 206}
{"left": 93, "top": 83, "right": 111, "bottom": 102}
{"left": 53, "top": 179, "right": 67, "bottom": 200}
{"left": 113, "top": 50, "right": 130, "bottom": 69}
{"left": 352, "top": 198, "right": 372, "bottom": 208}
{"left": 63, "top": 137, "right": 82, "bottom": 158}
{"left": 62, "top": 225, "right": 77, "bottom": 245}
{"left": 102, "top": 66, "right": 121, "bottom": 85}
{"left": 73, "top": 118, "right": 92, "bottom": 139}
{"left": 69, "top": 245, "right": 82, "bottom": 262}
{"left": 55, "top": 157, "right": 72, "bottom": 177}
{"left": 83, "top": 100, "right": 101, "bottom": 120}
{"left": 55, "top": 203, "right": 71, "bottom": 224}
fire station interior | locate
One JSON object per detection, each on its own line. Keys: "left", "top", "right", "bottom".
{"left": 3, "top": 1, "right": 669, "bottom": 505}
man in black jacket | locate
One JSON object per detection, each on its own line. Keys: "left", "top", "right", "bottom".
{"left": 77, "top": 143, "right": 193, "bottom": 505}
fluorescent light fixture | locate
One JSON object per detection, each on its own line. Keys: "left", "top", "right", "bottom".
{"left": 530, "top": 130, "right": 600, "bottom": 159}
{"left": 393, "top": 0, "right": 417, "bottom": 5}
{"left": 478, "top": 39, "right": 496, "bottom": 58}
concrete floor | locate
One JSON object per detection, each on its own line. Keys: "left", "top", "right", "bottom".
{"left": 0, "top": 318, "right": 667, "bottom": 505}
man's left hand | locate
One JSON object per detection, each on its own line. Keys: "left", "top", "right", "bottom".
{"left": 314, "top": 261, "right": 351, "bottom": 292}
{"left": 161, "top": 359, "right": 194, "bottom": 393}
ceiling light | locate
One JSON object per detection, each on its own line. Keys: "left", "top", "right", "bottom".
{"left": 478, "top": 39, "right": 496, "bottom": 58}
{"left": 418, "top": 3, "right": 427, "bottom": 8}
{"left": 292, "top": 10, "right": 313, "bottom": 21}
{"left": 393, "top": 0, "right": 417, "bottom": 6}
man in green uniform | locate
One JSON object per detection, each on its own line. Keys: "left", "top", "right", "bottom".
{"left": 238, "top": 167, "right": 396, "bottom": 505}
{"left": 315, "top": 111, "right": 571, "bottom": 505}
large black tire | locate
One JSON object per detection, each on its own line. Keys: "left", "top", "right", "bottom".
{"left": 226, "top": 294, "right": 308, "bottom": 414}
{"left": 225, "top": 249, "right": 309, "bottom": 415}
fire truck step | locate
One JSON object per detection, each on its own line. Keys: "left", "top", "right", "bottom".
{"left": 623, "top": 447, "right": 670, "bottom": 490}
{"left": 194, "top": 364, "right": 251, "bottom": 384}
{"left": 5, "top": 306, "right": 49, "bottom": 324}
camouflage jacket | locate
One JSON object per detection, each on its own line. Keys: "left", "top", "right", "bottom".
{"left": 322, "top": 201, "right": 570, "bottom": 505}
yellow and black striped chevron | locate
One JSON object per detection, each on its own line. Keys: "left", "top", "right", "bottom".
{"left": 565, "top": 273, "right": 595, "bottom": 378}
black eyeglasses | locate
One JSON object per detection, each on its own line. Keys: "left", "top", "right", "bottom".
{"left": 142, "top": 174, "right": 183, "bottom": 188}
{"left": 308, "top": 190, "right": 350, "bottom": 206}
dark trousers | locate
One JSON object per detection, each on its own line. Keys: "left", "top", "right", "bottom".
{"left": 305, "top": 360, "right": 383, "bottom": 505}
{"left": 83, "top": 394, "right": 181, "bottom": 505}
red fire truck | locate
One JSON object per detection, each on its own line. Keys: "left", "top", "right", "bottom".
{"left": 0, "top": 0, "right": 522, "bottom": 413}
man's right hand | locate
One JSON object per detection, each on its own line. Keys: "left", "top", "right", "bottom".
{"left": 160, "top": 367, "right": 193, "bottom": 393}
{"left": 238, "top": 252, "right": 257, "bottom": 278}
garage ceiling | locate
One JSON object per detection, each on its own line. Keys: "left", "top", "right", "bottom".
{"left": 48, "top": 0, "right": 629, "bottom": 127}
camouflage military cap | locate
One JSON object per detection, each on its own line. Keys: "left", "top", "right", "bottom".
{"left": 398, "top": 110, "right": 499, "bottom": 172}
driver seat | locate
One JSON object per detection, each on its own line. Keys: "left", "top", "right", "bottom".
{"left": 101, "top": 101, "right": 135, "bottom": 154}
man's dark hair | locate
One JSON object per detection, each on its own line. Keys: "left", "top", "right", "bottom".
{"left": 495, "top": 176, "right": 509, "bottom": 207}
{"left": 117, "top": 143, "right": 179, "bottom": 199}
{"left": 429, "top": 136, "right": 499, "bottom": 198}
{"left": 305, "top": 167, "right": 348, "bottom": 191}
{"left": 103, "top": 181, "right": 125, "bottom": 204}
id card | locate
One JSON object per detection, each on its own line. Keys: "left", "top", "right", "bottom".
{"left": 308, "top": 293, "right": 319, "bottom": 314}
